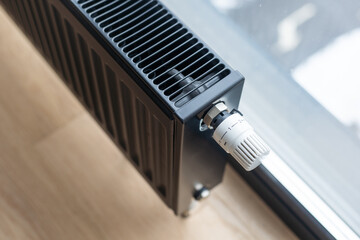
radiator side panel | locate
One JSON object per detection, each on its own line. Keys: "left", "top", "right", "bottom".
{"left": 174, "top": 80, "right": 244, "bottom": 214}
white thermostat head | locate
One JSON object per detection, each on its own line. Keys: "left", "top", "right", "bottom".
{"left": 204, "top": 103, "right": 270, "bottom": 171}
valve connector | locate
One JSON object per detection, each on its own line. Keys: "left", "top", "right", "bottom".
{"left": 204, "top": 103, "right": 270, "bottom": 171}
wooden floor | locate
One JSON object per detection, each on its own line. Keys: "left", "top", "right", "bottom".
{"left": 0, "top": 7, "right": 297, "bottom": 240}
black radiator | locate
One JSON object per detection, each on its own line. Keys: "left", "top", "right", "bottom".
{"left": 0, "top": 0, "right": 244, "bottom": 215}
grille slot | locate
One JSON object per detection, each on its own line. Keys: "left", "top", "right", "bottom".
{"left": 140, "top": 36, "right": 197, "bottom": 73}
{"left": 122, "top": 17, "right": 176, "bottom": 53}
{"left": 116, "top": 11, "right": 170, "bottom": 47}
{"left": 158, "top": 53, "right": 214, "bottom": 90}
{"left": 104, "top": 1, "right": 157, "bottom": 33}
{"left": 101, "top": 3, "right": 161, "bottom": 35}
{"left": 164, "top": 59, "right": 221, "bottom": 95}
{"left": 87, "top": 0, "right": 115, "bottom": 15}
{"left": 153, "top": 48, "right": 208, "bottom": 84}
{"left": 82, "top": 0, "right": 105, "bottom": 10}
{"left": 102, "top": 1, "right": 147, "bottom": 32}
{"left": 148, "top": 43, "right": 204, "bottom": 79}
{"left": 126, "top": 22, "right": 182, "bottom": 57}
{"left": 76, "top": 0, "right": 231, "bottom": 107}
{"left": 98, "top": 1, "right": 139, "bottom": 30}
{"left": 91, "top": 1, "right": 123, "bottom": 19}
{"left": 135, "top": 30, "right": 192, "bottom": 66}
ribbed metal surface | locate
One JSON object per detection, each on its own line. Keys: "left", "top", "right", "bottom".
{"left": 0, "top": 0, "right": 173, "bottom": 204}
{"left": 75, "top": 0, "right": 231, "bottom": 107}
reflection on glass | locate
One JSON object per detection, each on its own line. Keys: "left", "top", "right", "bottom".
{"left": 210, "top": 0, "right": 360, "bottom": 138}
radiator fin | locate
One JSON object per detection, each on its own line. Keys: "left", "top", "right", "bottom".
{"left": 51, "top": 6, "right": 75, "bottom": 89}
{"left": 104, "top": 66, "right": 127, "bottom": 149}
{"left": 64, "top": 20, "right": 87, "bottom": 102}
{"left": 120, "top": 82, "right": 141, "bottom": 167}
{"left": 91, "top": 50, "right": 117, "bottom": 136}
{"left": 14, "top": 0, "right": 34, "bottom": 44}
{"left": 32, "top": 0, "right": 56, "bottom": 68}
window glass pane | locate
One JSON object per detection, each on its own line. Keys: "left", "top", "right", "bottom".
{"left": 210, "top": 0, "right": 360, "bottom": 139}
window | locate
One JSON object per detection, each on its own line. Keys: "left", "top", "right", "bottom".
{"left": 163, "top": 0, "right": 360, "bottom": 238}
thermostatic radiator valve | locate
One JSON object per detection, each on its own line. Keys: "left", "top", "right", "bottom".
{"left": 203, "top": 102, "right": 270, "bottom": 171}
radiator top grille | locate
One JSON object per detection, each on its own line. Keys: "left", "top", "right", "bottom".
{"left": 75, "top": 0, "right": 231, "bottom": 108}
